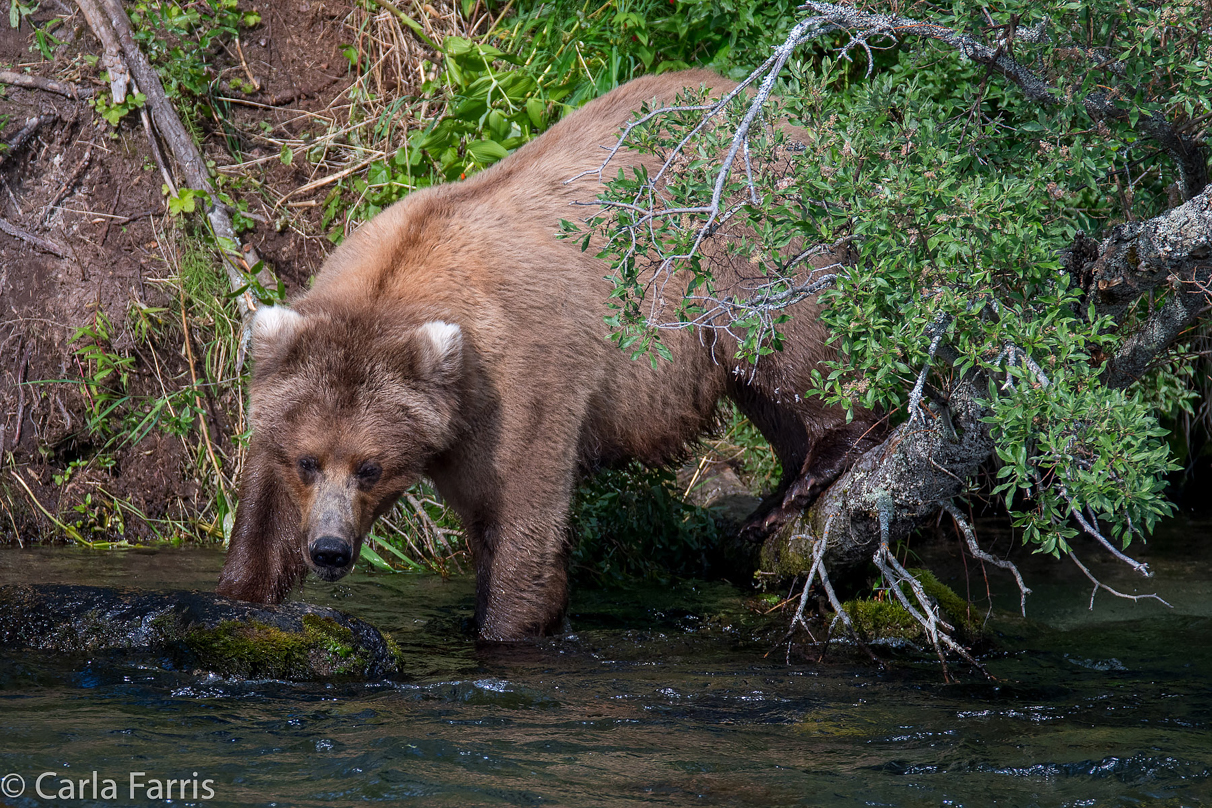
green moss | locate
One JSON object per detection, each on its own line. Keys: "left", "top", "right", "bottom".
{"left": 184, "top": 621, "right": 314, "bottom": 679}
{"left": 907, "top": 567, "right": 978, "bottom": 635}
{"left": 302, "top": 614, "right": 356, "bottom": 656}
{"left": 842, "top": 598, "right": 922, "bottom": 641}
{"left": 182, "top": 615, "right": 398, "bottom": 680}
{"left": 841, "top": 569, "right": 979, "bottom": 643}
{"left": 147, "top": 609, "right": 187, "bottom": 641}
{"left": 382, "top": 632, "right": 405, "bottom": 666}
{"left": 300, "top": 614, "right": 375, "bottom": 675}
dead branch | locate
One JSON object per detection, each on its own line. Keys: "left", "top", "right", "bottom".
{"left": 76, "top": 0, "right": 275, "bottom": 319}
{"left": 783, "top": 513, "right": 884, "bottom": 666}
{"left": 1070, "top": 552, "right": 1170, "bottom": 610}
{"left": 1060, "top": 487, "right": 1152, "bottom": 577}
{"left": 0, "top": 71, "right": 92, "bottom": 99}
{"left": 943, "top": 501, "right": 1030, "bottom": 616}
{"left": 73, "top": 0, "right": 129, "bottom": 103}
{"left": 0, "top": 216, "right": 68, "bottom": 257}
{"left": 0, "top": 114, "right": 56, "bottom": 170}
{"left": 572, "top": 15, "right": 840, "bottom": 336}
{"left": 871, "top": 495, "right": 988, "bottom": 676}
{"left": 9, "top": 341, "right": 33, "bottom": 451}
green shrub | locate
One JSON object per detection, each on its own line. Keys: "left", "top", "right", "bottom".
{"left": 570, "top": 462, "right": 721, "bottom": 585}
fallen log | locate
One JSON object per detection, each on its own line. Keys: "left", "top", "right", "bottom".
{"left": 76, "top": 0, "right": 275, "bottom": 318}
{"left": 0, "top": 70, "right": 92, "bottom": 99}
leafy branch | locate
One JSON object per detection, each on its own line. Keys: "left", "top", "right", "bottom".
{"left": 577, "top": 0, "right": 1211, "bottom": 667}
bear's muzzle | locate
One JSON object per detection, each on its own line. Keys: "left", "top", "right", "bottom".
{"left": 310, "top": 536, "right": 353, "bottom": 577}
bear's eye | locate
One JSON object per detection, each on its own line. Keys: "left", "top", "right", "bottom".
{"left": 355, "top": 461, "right": 382, "bottom": 487}
{"left": 297, "top": 456, "right": 320, "bottom": 480}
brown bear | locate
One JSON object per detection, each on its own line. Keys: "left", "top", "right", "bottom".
{"left": 216, "top": 69, "right": 881, "bottom": 640}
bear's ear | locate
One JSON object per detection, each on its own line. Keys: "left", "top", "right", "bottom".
{"left": 252, "top": 305, "right": 303, "bottom": 364}
{"left": 417, "top": 320, "right": 462, "bottom": 378}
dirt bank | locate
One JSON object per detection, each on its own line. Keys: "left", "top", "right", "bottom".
{"left": 0, "top": 0, "right": 469, "bottom": 543}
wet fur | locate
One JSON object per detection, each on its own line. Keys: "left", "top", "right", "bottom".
{"left": 217, "top": 70, "right": 882, "bottom": 640}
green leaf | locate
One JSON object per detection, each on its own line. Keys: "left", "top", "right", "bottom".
{"left": 465, "top": 139, "right": 509, "bottom": 164}
{"left": 359, "top": 543, "right": 394, "bottom": 572}
{"left": 526, "top": 97, "right": 545, "bottom": 129}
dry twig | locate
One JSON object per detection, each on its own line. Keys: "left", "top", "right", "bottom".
{"left": 0, "top": 216, "right": 68, "bottom": 257}
{"left": 0, "top": 70, "right": 91, "bottom": 98}
{"left": 0, "top": 114, "right": 56, "bottom": 169}
{"left": 42, "top": 145, "right": 93, "bottom": 224}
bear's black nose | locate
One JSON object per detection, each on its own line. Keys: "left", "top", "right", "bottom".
{"left": 311, "top": 537, "right": 352, "bottom": 568}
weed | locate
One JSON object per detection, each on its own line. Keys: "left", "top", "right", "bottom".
{"left": 570, "top": 462, "right": 721, "bottom": 585}
{"left": 89, "top": 82, "right": 147, "bottom": 127}
{"left": 71, "top": 309, "right": 136, "bottom": 433}
{"left": 127, "top": 0, "right": 258, "bottom": 127}
{"left": 165, "top": 187, "right": 208, "bottom": 216}
{"left": 31, "top": 16, "right": 62, "bottom": 59}
{"left": 7, "top": 0, "right": 34, "bottom": 29}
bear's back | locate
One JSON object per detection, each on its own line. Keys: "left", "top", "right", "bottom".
{"left": 305, "top": 70, "right": 739, "bottom": 310}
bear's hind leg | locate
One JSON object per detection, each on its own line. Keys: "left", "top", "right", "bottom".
{"left": 730, "top": 383, "right": 884, "bottom": 542}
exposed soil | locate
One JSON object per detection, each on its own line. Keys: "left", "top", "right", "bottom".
{"left": 0, "top": 0, "right": 471, "bottom": 543}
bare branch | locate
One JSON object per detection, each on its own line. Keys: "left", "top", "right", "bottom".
{"left": 570, "top": 15, "right": 841, "bottom": 330}
{"left": 943, "top": 501, "right": 1030, "bottom": 616}
{"left": 1070, "top": 552, "right": 1171, "bottom": 610}
{"left": 0, "top": 216, "right": 68, "bottom": 258}
{"left": 0, "top": 114, "right": 55, "bottom": 170}
{"left": 0, "top": 71, "right": 91, "bottom": 99}
{"left": 1059, "top": 487, "right": 1151, "bottom": 577}
{"left": 907, "top": 314, "right": 951, "bottom": 422}
{"left": 871, "top": 495, "right": 989, "bottom": 676}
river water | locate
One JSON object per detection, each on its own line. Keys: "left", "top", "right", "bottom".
{"left": 0, "top": 520, "right": 1209, "bottom": 807}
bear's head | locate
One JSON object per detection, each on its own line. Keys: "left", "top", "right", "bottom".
{"left": 219, "top": 303, "right": 463, "bottom": 601}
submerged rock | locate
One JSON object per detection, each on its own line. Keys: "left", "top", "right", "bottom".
{"left": 0, "top": 584, "right": 402, "bottom": 681}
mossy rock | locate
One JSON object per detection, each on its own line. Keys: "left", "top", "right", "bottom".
{"left": 840, "top": 568, "right": 980, "bottom": 644}
{"left": 0, "top": 584, "right": 403, "bottom": 681}
{"left": 842, "top": 597, "right": 925, "bottom": 641}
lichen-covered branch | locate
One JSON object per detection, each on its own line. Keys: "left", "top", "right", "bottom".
{"left": 799, "top": 1, "right": 1209, "bottom": 200}
{"left": 1082, "top": 186, "right": 1212, "bottom": 388}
